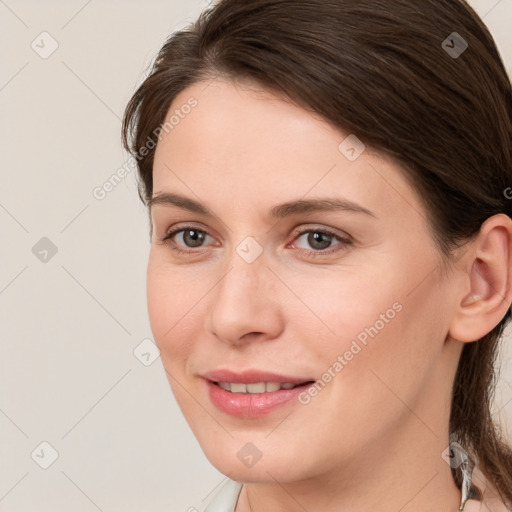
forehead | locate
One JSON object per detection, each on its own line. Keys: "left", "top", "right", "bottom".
{"left": 152, "top": 78, "right": 426, "bottom": 225}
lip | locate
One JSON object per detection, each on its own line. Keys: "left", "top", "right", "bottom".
{"left": 202, "top": 369, "right": 313, "bottom": 384}
{"left": 201, "top": 369, "right": 315, "bottom": 419}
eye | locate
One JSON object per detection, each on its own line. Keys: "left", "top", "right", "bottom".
{"left": 158, "top": 225, "right": 352, "bottom": 257}
{"left": 160, "top": 226, "right": 215, "bottom": 253}
{"left": 290, "top": 227, "right": 352, "bottom": 255}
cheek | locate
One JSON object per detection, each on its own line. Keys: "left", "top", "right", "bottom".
{"left": 329, "top": 270, "right": 447, "bottom": 418}
{"left": 146, "top": 255, "right": 209, "bottom": 419}
{"left": 146, "top": 252, "right": 200, "bottom": 369}
{"left": 285, "top": 263, "right": 403, "bottom": 351}
{"left": 296, "top": 254, "right": 446, "bottom": 402}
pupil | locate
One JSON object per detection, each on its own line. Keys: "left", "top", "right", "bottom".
{"left": 308, "top": 232, "right": 331, "bottom": 250}
{"left": 184, "top": 230, "right": 204, "bottom": 247}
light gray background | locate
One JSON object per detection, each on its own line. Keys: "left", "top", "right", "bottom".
{"left": 1, "top": 1, "right": 511, "bottom": 511}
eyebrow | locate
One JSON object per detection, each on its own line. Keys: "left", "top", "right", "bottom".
{"left": 148, "top": 192, "right": 375, "bottom": 218}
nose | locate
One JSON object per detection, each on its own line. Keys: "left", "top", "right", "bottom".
{"left": 205, "top": 244, "right": 285, "bottom": 346}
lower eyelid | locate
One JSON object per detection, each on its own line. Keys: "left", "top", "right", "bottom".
{"left": 169, "top": 229, "right": 213, "bottom": 246}
{"left": 161, "top": 227, "right": 351, "bottom": 254}
{"left": 305, "top": 239, "right": 351, "bottom": 252}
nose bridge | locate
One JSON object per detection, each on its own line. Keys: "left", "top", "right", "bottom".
{"left": 206, "top": 236, "right": 283, "bottom": 343}
{"left": 215, "top": 239, "right": 267, "bottom": 315}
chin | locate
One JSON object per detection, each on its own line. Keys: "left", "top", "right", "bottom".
{"left": 200, "top": 439, "right": 312, "bottom": 484}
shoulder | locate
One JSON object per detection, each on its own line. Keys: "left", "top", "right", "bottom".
{"left": 464, "top": 466, "right": 512, "bottom": 512}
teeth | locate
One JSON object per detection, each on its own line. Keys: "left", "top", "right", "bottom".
{"left": 247, "top": 382, "right": 266, "bottom": 393}
{"left": 217, "top": 381, "right": 300, "bottom": 393}
{"left": 231, "top": 383, "right": 247, "bottom": 393}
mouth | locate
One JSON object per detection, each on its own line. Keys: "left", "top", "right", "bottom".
{"left": 202, "top": 370, "right": 316, "bottom": 418}
{"left": 212, "top": 381, "right": 314, "bottom": 393}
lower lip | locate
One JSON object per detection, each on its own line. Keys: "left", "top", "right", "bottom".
{"left": 205, "top": 379, "right": 313, "bottom": 418}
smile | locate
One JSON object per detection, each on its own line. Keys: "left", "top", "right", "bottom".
{"left": 215, "top": 382, "right": 302, "bottom": 393}
{"left": 205, "top": 379, "right": 315, "bottom": 418}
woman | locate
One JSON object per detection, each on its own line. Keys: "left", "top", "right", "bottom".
{"left": 122, "top": 0, "right": 512, "bottom": 510}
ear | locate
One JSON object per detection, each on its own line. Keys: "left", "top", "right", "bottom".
{"left": 449, "top": 213, "right": 512, "bottom": 343}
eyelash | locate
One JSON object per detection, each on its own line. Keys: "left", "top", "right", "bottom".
{"left": 159, "top": 225, "right": 352, "bottom": 257}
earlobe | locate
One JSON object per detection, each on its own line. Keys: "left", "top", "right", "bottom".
{"left": 449, "top": 214, "right": 512, "bottom": 343}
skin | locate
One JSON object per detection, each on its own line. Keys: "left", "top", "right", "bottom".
{"left": 147, "top": 77, "right": 512, "bottom": 512}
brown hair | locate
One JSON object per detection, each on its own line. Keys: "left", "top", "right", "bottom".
{"left": 122, "top": 0, "right": 512, "bottom": 502}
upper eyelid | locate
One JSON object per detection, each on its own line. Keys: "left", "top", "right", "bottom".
{"left": 163, "top": 223, "right": 344, "bottom": 236}
{"left": 290, "top": 228, "right": 352, "bottom": 249}
{"left": 163, "top": 224, "right": 350, "bottom": 246}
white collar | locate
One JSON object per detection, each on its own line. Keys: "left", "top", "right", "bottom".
{"left": 204, "top": 479, "right": 243, "bottom": 512}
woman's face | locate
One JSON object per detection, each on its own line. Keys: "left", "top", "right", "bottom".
{"left": 147, "top": 78, "right": 460, "bottom": 483}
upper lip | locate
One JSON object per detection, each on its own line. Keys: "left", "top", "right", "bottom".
{"left": 202, "top": 369, "right": 314, "bottom": 384}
